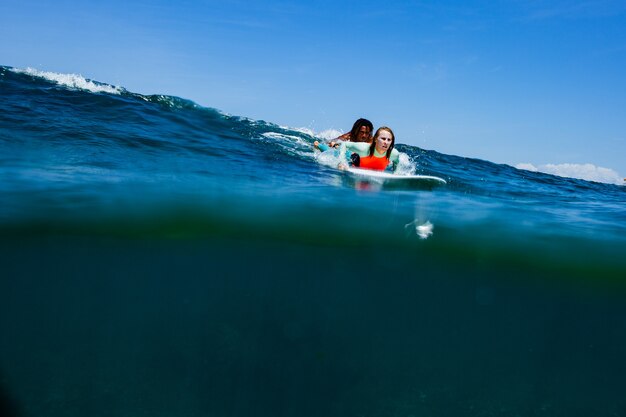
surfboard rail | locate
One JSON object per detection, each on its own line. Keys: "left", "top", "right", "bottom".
{"left": 346, "top": 167, "right": 447, "bottom": 184}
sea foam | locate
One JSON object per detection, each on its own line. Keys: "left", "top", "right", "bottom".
{"left": 11, "top": 67, "right": 123, "bottom": 95}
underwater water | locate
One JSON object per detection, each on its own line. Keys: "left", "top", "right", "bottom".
{"left": 1, "top": 65, "right": 626, "bottom": 416}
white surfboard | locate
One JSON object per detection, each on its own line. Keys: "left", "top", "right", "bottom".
{"left": 346, "top": 167, "right": 447, "bottom": 186}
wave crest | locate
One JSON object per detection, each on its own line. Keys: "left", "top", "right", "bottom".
{"left": 11, "top": 67, "right": 123, "bottom": 95}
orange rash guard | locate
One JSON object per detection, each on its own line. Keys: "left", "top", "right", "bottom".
{"left": 342, "top": 142, "right": 399, "bottom": 172}
{"left": 358, "top": 154, "right": 389, "bottom": 171}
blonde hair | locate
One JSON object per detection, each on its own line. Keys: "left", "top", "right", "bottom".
{"left": 369, "top": 126, "right": 395, "bottom": 158}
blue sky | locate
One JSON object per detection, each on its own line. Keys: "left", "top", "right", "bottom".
{"left": 2, "top": 0, "right": 626, "bottom": 178}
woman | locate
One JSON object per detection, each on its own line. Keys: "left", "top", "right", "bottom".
{"left": 341, "top": 126, "right": 399, "bottom": 172}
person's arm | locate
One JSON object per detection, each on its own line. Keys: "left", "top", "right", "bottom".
{"left": 315, "top": 133, "right": 348, "bottom": 151}
{"left": 343, "top": 142, "right": 370, "bottom": 156}
{"left": 326, "top": 132, "right": 351, "bottom": 149}
{"left": 314, "top": 141, "right": 331, "bottom": 152}
{"left": 387, "top": 149, "right": 400, "bottom": 172}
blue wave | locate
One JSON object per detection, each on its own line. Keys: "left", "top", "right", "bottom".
{"left": 1, "top": 64, "right": 625, "bottom": 262}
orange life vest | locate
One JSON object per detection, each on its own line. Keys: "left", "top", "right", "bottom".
{"left": 359, "top": 154, "right": 389, "bottom": 171}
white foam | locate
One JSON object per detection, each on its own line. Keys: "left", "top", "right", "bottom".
{"left": 415, "top": 221, "right": 434, "bottom": 239}
{"left": 277, "top": 126, "right": 343, "bottom": 141}
{"left": 516, "top": 162, "right": 623, "bottom": 185}
{"left": 314, "top": 148, "right": 344, "bottom": 169}
{"left": 261, "top": 131, "right": 312, "bottom": 152}
{"left": 11, "top": 67, "right": 123, "bottom": 95}
{"left": 281, "top": 126, "right": 316, "bottom": 137}
{"left": 395, "top": 152, "right": 417, "bottom": 176}
{"left": 405, "top": 219, "right": 434, "bottom": 239}
{"left": 275, "top": 124, "right": 338, "bottom": 141}
{"left": 262, "top": 132, "right": 302, "bottom": 142}
{"left": 260, "top": 131, "right": 315, "bottom": 160}
{"left": 316, "top": 129, "right": 343, "bottom": 141}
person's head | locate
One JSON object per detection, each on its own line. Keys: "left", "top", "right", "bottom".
{"left": 369, "top": 126, "right": 395, "bottom": 158}
{"left": 349, "top": 118, "right": 373, "bottom": 143}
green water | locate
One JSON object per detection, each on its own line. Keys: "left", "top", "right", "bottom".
{"left": 1, "top": 229, "right": 625, "bottom": 417}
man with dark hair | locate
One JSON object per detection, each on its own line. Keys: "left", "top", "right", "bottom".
{"left": 334, "top": 118, "right": 374, "bottom": 143}
{"left": 313, "top": 118, "right": 373, "bottom": 151}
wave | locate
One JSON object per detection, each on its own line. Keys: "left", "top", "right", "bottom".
{"left": 4, "top": 65, "right": 623, "bottom": 187}
{"left": 2, "top": 64, "right": 625, "bottom": 246}
{"left": 9, "top": 67, "right": 124, "bottom": 95}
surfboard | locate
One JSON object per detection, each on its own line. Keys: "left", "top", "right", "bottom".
{"left": 344, "top": 167, "right": 447, "bottom": 189}
{"left": 346, "top": 167, "right": 446, "bottom": 183}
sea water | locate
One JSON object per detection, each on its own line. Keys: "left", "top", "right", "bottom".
{"left": 1, "top": 65, "right": 626, "bottom": 417}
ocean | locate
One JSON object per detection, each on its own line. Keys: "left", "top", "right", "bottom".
{"left": 1, "top": 65, "right": 626, "bottom": 417}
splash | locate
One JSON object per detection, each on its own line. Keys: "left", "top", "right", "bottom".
{"left": 316, "top": 129, "right": 343, "bottom": 141}
{"left": 416, "top": 221, "right": 434, "bottom": 239}
{"left": 405, "top": 220, "right": 434, "bottom": 239}
{"left": 11, "top": 67, "right": 123, "bottom": 95}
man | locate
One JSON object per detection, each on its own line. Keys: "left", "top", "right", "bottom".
{"left": 313, "top": 118, "right": 373, "bottom": 151}
{"left": 334, "top": 118, "right": 373, "bottom": 143}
